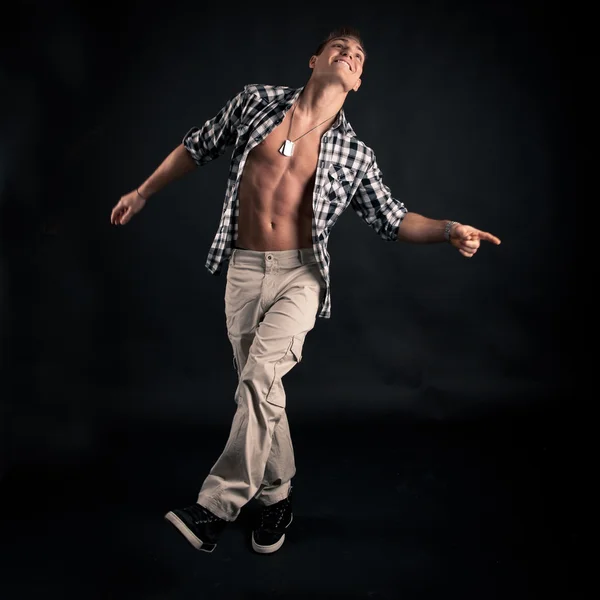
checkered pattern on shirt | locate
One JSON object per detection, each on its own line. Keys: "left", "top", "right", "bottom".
{"left": 182, "top": 83, "right": 407, "bottom": 319}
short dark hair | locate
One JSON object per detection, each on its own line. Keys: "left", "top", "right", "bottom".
{"left": 314, "top": 26, "right": 367, "bottom": 61}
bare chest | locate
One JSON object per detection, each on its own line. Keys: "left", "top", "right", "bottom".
{"left": 247, "top": 109, "right": 326, "bottom": 181}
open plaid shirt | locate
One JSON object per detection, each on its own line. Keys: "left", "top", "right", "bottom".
{"left": 182, "top": 83, "right": 407, "bottom": 319}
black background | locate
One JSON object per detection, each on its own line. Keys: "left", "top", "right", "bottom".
{"left": 1, "top": 1, "right": 577, "bottom": 598}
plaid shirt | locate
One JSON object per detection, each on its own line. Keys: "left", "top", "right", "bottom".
{"left": 182, "top": 83, "right": 407, "bottom": 319}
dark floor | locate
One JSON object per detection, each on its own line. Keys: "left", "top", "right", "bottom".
{"left": 0, "top": 401, "right": 578, "bottom": 600}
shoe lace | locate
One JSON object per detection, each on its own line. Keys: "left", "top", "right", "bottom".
{"left": 189, "top": 504, "right": 222, "bottom": 525}
{"left": 260, "top": 498, "right": 289, "bottom": 530}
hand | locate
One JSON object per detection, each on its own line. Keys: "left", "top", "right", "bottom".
{"left": 450, "top": 223, "right": 501, "bottom": 258}
{"left": 110, "top": 189, "right": 147, "bottom": 225}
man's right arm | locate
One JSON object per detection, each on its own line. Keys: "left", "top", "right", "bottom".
{"left": 137, "top": 143, "right": 197, "bottom": 200}
{"left": 111, "top": 87, "right": 248, "bottom": 226}
{"left": 140, "top": 85, "right": 249, "bottom": 198}
{"left": 110, "top": 144, "right": 196, "bottom": 225}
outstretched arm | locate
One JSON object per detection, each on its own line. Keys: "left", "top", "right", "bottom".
{"left": 397, "top": 213, "right": 501, "bottom": 257}
{"left": 110, "top": 145, "right": 196, "bottom": 225}
{"left": 110, "top": 86, "right": 248, "bottom": 226}
{"left": 351, "top": 157, "right": 501, "bottom": 257}
{"left": 138, "top": 144, "right": 197, "bottom": 200}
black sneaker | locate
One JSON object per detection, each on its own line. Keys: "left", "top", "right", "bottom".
{"left": 164, "top": 503, "right": 227, "bottom": 553}
{"left": 251, "top": 489, "right": 293, "bottom": 554}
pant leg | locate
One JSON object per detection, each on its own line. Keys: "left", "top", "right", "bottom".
{"left": 254, "top": 411, "right": 295, "bottom": 506}
{"left": 230, "top": 320, "right": 296, "bottom": 508}
{"left": 197, "top": 249, "right": 322, "bottom": 521}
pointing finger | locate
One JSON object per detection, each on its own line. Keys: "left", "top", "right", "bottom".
{"left": 478, "top": 231, "right": 501, "bottom": 245}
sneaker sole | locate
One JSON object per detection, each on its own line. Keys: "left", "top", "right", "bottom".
{"left": 164, "top": 511, "right": 216, "bottom": 553}
{"left": 251, "top": 514, "right": 293, "bottom": 554}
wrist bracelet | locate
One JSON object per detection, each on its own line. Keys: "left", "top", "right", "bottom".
{"left": 444, "top": 220, "right": 457, "bottom": 242}
{"left": 136, "top": 188, "right": 148, "bottom": 201}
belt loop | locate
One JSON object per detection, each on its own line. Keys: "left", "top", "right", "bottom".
{"left": 298, "top": 249, "right": 304, "bottom": 265}
{"left": 231, "top": 249, "right": 236, "bottom": 266}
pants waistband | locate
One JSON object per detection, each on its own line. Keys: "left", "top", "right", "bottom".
{"left": 231, "top": 247, "right": 317, "bottom": 269}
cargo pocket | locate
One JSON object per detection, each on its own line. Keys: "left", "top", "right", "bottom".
{"left": 265, "top": 336, "right": 304, "bottom": 408}
{"left": 229, "top": 338, "right": 242, "bottom": 381}
{"left": 290, "top": 336, "right": 303, "bottom": 364}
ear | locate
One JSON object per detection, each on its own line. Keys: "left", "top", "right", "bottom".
{"left": 352, "top": 78, "right": 362, "bottom": 92}
{"left": 309, "top": 54, "right": 317, "bottom": 70}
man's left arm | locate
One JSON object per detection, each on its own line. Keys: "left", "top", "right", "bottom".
{"left": 353, "top": 159, "right": 501, "bottom": 257}
{"left": 398, "top": 213, "right": 501, "bottom": 258}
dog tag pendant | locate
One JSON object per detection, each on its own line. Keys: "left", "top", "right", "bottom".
{"left": 279, "top": 139, "right": 294, "bottom": 157}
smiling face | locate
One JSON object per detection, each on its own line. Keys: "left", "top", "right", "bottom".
{"left": 309, "top": 35, "right": 366, "bottom": 92}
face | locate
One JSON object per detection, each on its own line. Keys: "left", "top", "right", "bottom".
{"left": 309, "top": 37, "right": 365, "bottom": 92}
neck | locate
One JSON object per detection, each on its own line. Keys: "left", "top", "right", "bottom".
{"left": 294, "top": 78, "right": 347, "bottom": 121}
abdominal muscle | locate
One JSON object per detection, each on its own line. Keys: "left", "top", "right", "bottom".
{"left": 235, "top": 116, "right": 322, "bottom": 252}
{"left": 236, "top": 168, "right": 314, "bottom": 250}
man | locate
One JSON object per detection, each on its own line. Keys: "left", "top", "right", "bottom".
{"left": 110, "top": 26, "right": 501, "bottom": 555}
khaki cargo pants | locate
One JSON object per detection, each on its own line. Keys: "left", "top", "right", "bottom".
{"left": 197, "top": 247, "right": 324, "bottom": 521}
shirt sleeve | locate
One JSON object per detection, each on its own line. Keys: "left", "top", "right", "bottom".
{"left": 351, "top": 157, "right": 408, "bottom": 241}
{"left": 182, "top": 87, "right": 248, "bottom": 166}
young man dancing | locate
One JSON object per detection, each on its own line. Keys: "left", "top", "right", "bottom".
{"left": 110, "top": 26, "right": 501, "bottom": 554}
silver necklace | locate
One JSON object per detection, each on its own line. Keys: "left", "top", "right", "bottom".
{"left": 278, "top": 104, "right": 337, "bottom": 157}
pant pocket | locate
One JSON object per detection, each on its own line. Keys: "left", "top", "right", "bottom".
{"left": 290, "top": 336, "right": 303, "bottom": 363}
{"left": 265, "top": 336, "right": 304, "bottom": 408}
